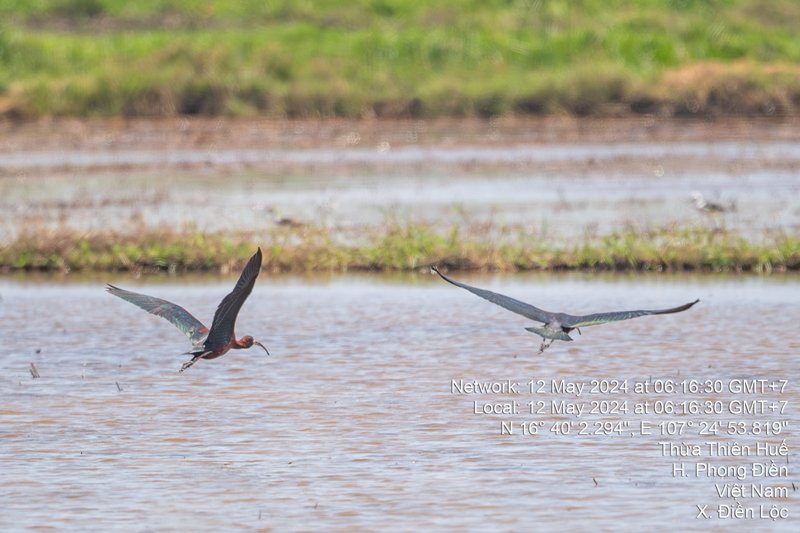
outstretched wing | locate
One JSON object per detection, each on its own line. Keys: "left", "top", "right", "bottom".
{"left": 106, "top": 284, "right": 208, "bottom": 343}
{"left": 432, "top": 266, "right": 553, "bottom": 323}
{"left": 202, "top": 248, "right": 263, "bottom": 350}
{"left": 562, "top": 299, "right": 700, "bottom": 328}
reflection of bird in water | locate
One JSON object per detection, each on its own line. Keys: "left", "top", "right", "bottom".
{"left": 432, "top": 267, "right": 699, "bottom": 353}
{"left": 107, "top": 248, "right": 269, "bottom": 372}
{"left": 691, "top": 191, "right": 734, "bottom": 214}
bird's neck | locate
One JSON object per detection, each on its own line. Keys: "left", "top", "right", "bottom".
{"left": 232, "top": 337, "right": 249, "bottom": 349}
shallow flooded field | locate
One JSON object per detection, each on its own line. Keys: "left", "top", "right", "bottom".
{"left": 1, "top": 273, "right": 797, "bottom": 530}
{"left": 2, "top": 118, "right": 799, "bottom": 243}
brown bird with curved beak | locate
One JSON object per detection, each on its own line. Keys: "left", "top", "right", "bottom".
{"left": 107, "top": 248, "right": 269, "bottom": 372}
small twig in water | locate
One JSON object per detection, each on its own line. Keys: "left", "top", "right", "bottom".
{"left": 30, "top": 363, "right": 40, "bottom": 379}
{"left": 116, "top": 381, "right": 123, "bottom": 392}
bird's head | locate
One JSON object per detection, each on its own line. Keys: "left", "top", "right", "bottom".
{"left": 240, "top": 335, "right": 270, "bottom": 355}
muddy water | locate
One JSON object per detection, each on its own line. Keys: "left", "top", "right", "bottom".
{"left": 1, "top": 274, "right": 798, "bottom": 530}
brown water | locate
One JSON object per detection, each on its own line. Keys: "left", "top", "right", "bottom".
{"left": 1, "top": 274, "right": 798, "bottom": 530}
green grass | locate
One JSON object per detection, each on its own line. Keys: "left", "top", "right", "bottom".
{"left": 2, "top": 1, "right": 800, "bottom": 117}
{"left": 2, "top": 223, "right": 798, "bottom": 274}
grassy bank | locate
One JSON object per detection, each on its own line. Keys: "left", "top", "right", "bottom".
{"left": 2, "top": 1, "right": 800, "bottom": 118}
{"left": 2, "top": 224, "right": 798, "bottom": 274}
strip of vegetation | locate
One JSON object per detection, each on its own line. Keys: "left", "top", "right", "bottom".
{"left": 1, "top": 224, "right": 798, "bottom": 274}
{"left": 1, "top": 1, "right": 800, "bottom": 118}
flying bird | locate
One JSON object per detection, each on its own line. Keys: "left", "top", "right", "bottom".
{"left": 107, "top": 248, "right": 269, "bottom": 372}
{"left": 431, "top": 267, "right": 699, "bottom": 353}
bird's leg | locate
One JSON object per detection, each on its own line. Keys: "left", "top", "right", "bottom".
{"left": 538, "top": 338, "right": 554, "bottom": 354}
{"left": 179, "top": 355, "right": 202, "bottom": 373}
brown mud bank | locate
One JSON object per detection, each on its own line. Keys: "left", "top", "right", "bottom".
{"left": 3, "top": 116, "right": 800, "bottom": 158}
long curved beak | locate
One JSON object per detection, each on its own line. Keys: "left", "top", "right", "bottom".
{"left": 253, "top": 341, "right": 270, "bottom": 356}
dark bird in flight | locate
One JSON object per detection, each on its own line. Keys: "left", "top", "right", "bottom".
{"left": 107, "top": 248, "right": 269, "bottom": 372}
{"left": 431, "top": 267, "right": 699, "bottom": 353}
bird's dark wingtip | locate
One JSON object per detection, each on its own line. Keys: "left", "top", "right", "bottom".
{"left": 251, "top": 247, "right": 263, "bottom": 270}
{"left": 674, "top": 298, "right": 700, "bottom": 313}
